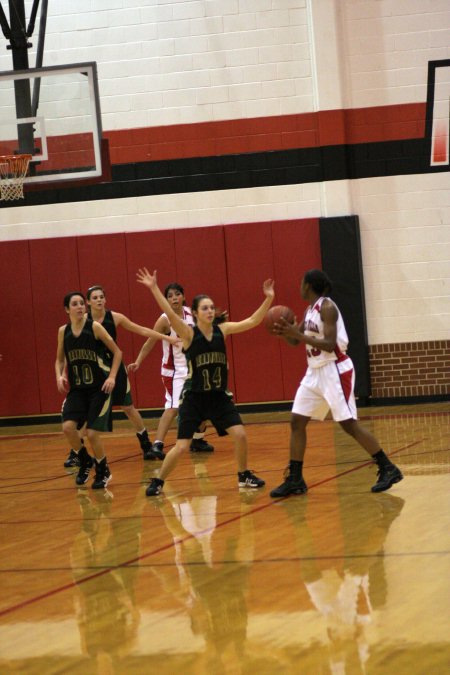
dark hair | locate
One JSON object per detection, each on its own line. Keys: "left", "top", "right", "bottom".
{"left": 164, "top": 282, "right": 185, "bottom": 300}
{"left": 303, "top": 269, "right": 332, "bottom": 295}
{"left": 191, "top": 294, "right": 212, "bottom": 323}
{"left": 63, "top": 292, "right": 85, "bottom": 308}
{"left": 86, "top": 285, "right": 105, "bottom": 300}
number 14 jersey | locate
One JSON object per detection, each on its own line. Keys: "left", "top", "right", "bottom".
{"left": 183, "top": 324, "right": 228, "bottom": 393}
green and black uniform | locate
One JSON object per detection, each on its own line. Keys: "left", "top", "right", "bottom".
{"left": 88, "top": 309, "right": 132, "bottom": 407}
{"left": 62, "top": 318, "right": 113, "bottom": 431}
{"left": 178, "top": 324, "right": 241, "bottom": 439}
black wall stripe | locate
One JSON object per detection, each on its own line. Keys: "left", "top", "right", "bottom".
{"left": 2, "top": 136, "right": 447, "bottom": 209}
{"left": 319, "top": 216, "right": 371, "bottom": 401}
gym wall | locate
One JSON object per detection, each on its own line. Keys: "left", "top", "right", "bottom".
{"left": 0, "top": 0, "right": 449, "bottom": 418}
{"left": 0, "top": 218, "right": 323, "bottom": 417}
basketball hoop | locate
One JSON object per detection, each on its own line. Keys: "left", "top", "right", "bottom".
{"left": 0, "top": 154, "right": 32, "bottom": 201}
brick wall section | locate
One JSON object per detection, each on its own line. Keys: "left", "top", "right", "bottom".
{"left": 369, "top": 341, "right": 450, "bottom": 398}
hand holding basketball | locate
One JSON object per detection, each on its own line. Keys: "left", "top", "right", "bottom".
{"left": 264, "top": 305, "right": 295, "bottom": 334}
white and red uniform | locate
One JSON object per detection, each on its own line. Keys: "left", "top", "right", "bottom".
{"left": 161, "top": 306, "right": 194, "bottom": 409}
{"left": 292, "top": 297, "right": 357, "bottom": 421}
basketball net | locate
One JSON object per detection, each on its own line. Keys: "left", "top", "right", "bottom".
{"left": 0, "top": 154, "right": 32, "bottom": 201}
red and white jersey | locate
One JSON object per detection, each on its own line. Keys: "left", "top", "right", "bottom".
{"left": 161, "top": 306, "right": 194, "bottom": 378}
{"left": 303, "top": 296, "right": 349, "bottom": 368}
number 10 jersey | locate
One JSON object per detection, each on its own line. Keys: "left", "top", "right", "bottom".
{"left": 64, "top": 318, "right": 110, "bottom": 390}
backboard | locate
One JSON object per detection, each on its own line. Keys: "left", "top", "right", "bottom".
{"left": 0, "top": 62, "right": 103, "bottom": 183}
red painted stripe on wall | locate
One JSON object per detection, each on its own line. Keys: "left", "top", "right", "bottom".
{"left": 103, "top": 103, "right": 426, "bottom": 164}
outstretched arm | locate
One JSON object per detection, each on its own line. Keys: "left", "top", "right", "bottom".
{"left": 220, "top": 279, "right": 275, "bottom": 337}
{"left": 112, "top": 311, "right": 177, "bottom": 344}
{"left": 128, "top": 314, "right": 170, "bottom": 372}
{"left": 136, "top": 268, "right": 193, "bottom": 344}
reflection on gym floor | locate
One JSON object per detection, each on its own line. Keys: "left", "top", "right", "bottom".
{"left": 0, "top": 404, "right": 448, "bottom": 673}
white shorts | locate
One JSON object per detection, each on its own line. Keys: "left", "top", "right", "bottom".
{"left": 292, "top": 357, "right": 357, "bottom": 422}
{"left": 162, "top": 374, "right": 186, "bottom": 409}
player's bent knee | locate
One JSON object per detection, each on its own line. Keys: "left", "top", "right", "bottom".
{"left": 174, "top": 440, "right": 190, "bottom": 453}
{"left": 62, "top": 420, "right": 77, "bottom": 434}
{"left": 228, "top": 425, "right": 247, "bottom": 442}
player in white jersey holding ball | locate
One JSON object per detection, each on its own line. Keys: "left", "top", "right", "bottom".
{"left": 270, "top": 269, "right": 403, "bottom": 497}
{"left": 128, "top": 282, "right": 213, "bottom": 455}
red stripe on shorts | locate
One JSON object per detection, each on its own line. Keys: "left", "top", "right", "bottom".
{"left": 338, "top": 367, "right": 353, "bottom": 403}
{"left": 162, "top": 375, "right": 175, "bottom": 405}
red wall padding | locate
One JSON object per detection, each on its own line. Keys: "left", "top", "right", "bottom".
{"left": 224, "top": 219, "right": 321, "bottom": 403}
{"left": 0, "top": 241, "right": 41, "bottom": 416}
{"left": 125, "top": 229, "right": 178, "bottom": 408}
{"left": 271, "top": 218, "right": 323, "bottom": 399}
{"left": 0, "top": 219, "right": 320, "bottom": 417}
{"left": 29, "top": 237, "right": 81, "bottom": 415}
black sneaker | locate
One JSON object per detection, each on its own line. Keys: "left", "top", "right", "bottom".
{"left": 75, "top": 448, "right": 94, "bottom": 486}
{"left": 92, "top": 457, "right": 112, "bottom": 490}
{"left": 151, "top": 441, "right": 165, "bottom": 460}
{"left": 371, "top": 464, "right": 403, "bottom": 493}
{"left": 137, "top": 431, "right": 161, "bottom": 460}
{"left": 64, "top": 448, "right": 80, "bottom": 468}
{"left": 270, "top": 473, "right": 308, "bottom": 498}
{"left": 190, "top": 438, "right": 214, "bottom": 452}
{"left": 146, "top": 477, "right": 164, "bottom": 496}
{"left": 238, "top": 470, "right": 265, "bottom": 488}
{"left": 142, "top": 445, "right": 160, "bottom": 461}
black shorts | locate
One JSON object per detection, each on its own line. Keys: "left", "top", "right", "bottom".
{"left": 111, "top": 363, "right": 133, "bottom": 407}
{"left": 177, "top": 390, "right": 242, "bottom": 440}
{"left": 62, "top": 388, "right": 113, "bottom": 432}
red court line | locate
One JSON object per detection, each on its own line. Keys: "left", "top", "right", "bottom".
{"left": 0, "top": 439, "right": 420, "bottom": 618}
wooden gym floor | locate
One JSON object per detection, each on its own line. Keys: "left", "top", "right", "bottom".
{"left": 0, "top": 402, "right": 449, "bottom": 674}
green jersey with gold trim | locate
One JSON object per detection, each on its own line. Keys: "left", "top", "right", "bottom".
{"left": 183, "top": 324, "right": 228, "bottom": 393}
{"left": 64, "top": 318, "right": 110, "bottom": 390}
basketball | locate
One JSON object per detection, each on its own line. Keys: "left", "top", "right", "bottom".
{"left": 264, "top": 305, "right": 295, "bottom": 333}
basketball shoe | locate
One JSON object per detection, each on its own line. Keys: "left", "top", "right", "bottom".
{"left": 75, "top": 447, "right": 94, "bottom": 486}
{"left": 92, "top": 457, "right": 112, "bottom": 490}
{"left": 152, "top": 441, "right": 165, "bottom": 460}
{"left": 137, "top": 430, "right": 163, "bottom": 460}
{"left": 146, "top": 477, "right": 164, "bottom": 496}
{"left": 238, "top": 470, "right": 265, "bottom": 488}
{"left": 371, "top": 464, "right": 403, "bottom": 492}
{"left": 64, "top": 448, "right": 80, "bottom": 468}
{"left": 190, "top": 438, "right": 214, "bottom": 452}
{"left": 270, "top": 467, "right": 308, "bottom": 498}
{"left": 64, "top": 438, "right": 85, "bottom": 467}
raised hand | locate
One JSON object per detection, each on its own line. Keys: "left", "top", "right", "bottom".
{"left": 136, "top": 267, "right": 157, "bottom": 290}
{"left": 263, "top": 278, "right": 275, "bottom": 300}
